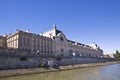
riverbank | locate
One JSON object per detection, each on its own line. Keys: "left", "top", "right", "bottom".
{"left": 0, "top": 61, "right": 119, "bottom": 78}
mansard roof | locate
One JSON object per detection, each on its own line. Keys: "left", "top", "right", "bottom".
{"left": 67, "top": 39, "right": 93, "bottom": 48}
{"left": 67, "top": 40, "right": 75, "bottom": 44}
{"left": 56, "top": 29, "right": 62, "bottom": 35}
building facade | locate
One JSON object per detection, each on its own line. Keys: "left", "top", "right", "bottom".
{"left": 43, "top": 25, "right": 104, "bottom": 58}
{"left": 1, "top": 25, "right": 103, "bottom": 58}
{"left": 6, "top": 30, "right": 53, "bottom": 54}
{"left": 0, "top": 36, "right": 7, "bottom": 48}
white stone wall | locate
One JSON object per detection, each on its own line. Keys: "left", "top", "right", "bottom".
{"left": 6, "top": 27, "right": 103, "bottom": 58}
{"left": 53, "top": 32, "right": 103, "bottom": 58}
{"left": 6, "top": 30, "right": 53, "bottom": 54}
{"left": 43, "top": 29, "right": 56, "bottom": 38}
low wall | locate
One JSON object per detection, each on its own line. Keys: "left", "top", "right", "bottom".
{"left": 0, "top": 52, "right": 55, "bottom": 70}
{"left": 56, "top": 58, "right": 107, "bottom": 66}
{"left": 0, "top": 61, "right": 119, "bottom": 77}
{"left": 0, "top": 52, "right": 116, "bottom": 70}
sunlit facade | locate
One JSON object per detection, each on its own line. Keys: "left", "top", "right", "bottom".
{"left": 43, "top": 24, "right": 104, "bottom": 58}
{"left": 0, "top": 25, "right": 103, "bottom": 58}
{"left": 6, "top": 30, "right": 53, "bottom": 54}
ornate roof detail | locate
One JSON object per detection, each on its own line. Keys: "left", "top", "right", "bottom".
{"left": 53, "top": 24, "right": 57, "bottom": 29}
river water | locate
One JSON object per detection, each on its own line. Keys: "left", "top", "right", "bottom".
{"left": 0, "top": 64, "right": 120, "bottom": 80}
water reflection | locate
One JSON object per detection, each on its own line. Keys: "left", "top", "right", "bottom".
{"left": 0, "top": 64, "right": 120, "bottom": 80}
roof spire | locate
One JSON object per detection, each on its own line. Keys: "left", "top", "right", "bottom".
{"left": 53, "top": 24, "right": 57, "bottom": 29}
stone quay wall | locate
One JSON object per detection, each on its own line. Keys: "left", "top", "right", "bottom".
{"left": 0, "top": 61, "right": 119, "bottom": 77}
{"left": 0, "top": 52, "right": 116, "bottom": 70}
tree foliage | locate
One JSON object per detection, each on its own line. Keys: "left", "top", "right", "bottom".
{"left": 115, "top": 50, "right": 120, "bottom": 58}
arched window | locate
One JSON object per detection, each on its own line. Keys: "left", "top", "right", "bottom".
{"left": 61, "top": 48, "right": 64, "bottom": 52}
{"left": 81, "top": 51, "right": 84, "bottom": 57}
{"left": 85, "top": 52, "right": 88, "bottom": 58}
{"left": 69, "top": 50, "right": 73, "bottom": 56}
{"left": 75, "top": 51, "right": 80, "bottom": 57}
{"left": 89, "top": 53, "right": 92, "bottom": 58}
{"left": 60, "top": 37, "right": 64, "bottom": 41}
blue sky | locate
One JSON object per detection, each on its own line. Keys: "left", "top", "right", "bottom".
{"left": 0, "top": 0, "right": 120, "bottom": 54}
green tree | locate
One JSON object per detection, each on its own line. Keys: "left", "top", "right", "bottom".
{"left": 115, "top": 50, "right": 120, "bottom": 58}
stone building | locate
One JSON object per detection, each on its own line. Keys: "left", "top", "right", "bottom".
{"left": 43, "top": 24, "right": 103, "bottom": 58}
{"left": 1, "top": 24, "right": 103, "bottom": 58}
{"left": 6, "top": 30, "right": 53, "bottom": 54}
{"left": 0, "top": 36, "right": 7, "bottom": 48}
